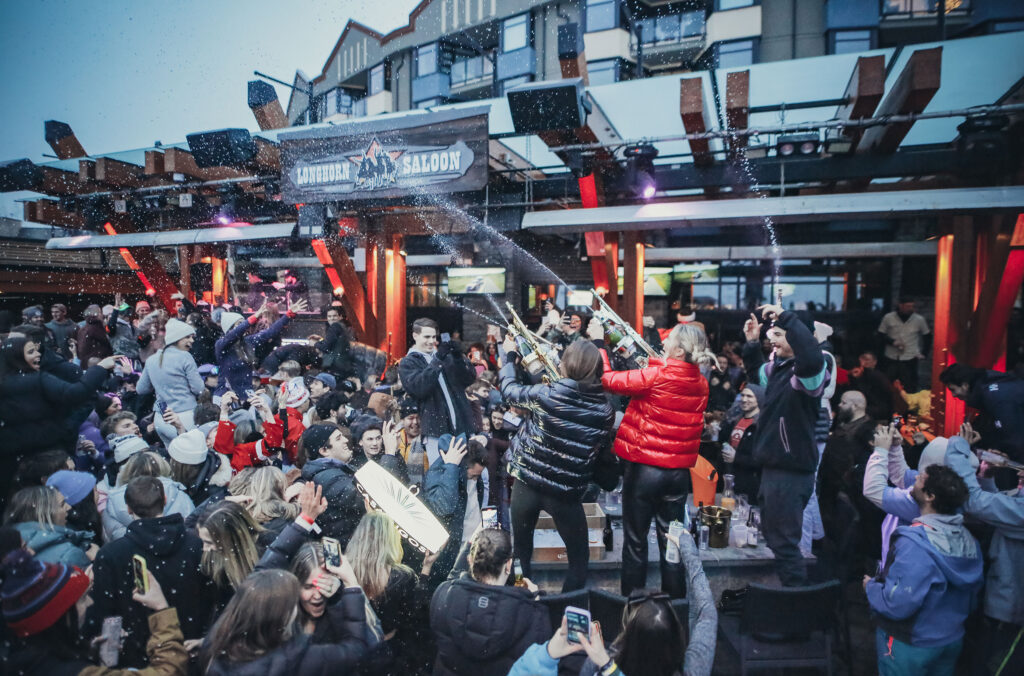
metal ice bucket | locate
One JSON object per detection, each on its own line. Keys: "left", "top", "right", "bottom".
{"left": 699, "top": 506, "right": 733, "bottom": 549}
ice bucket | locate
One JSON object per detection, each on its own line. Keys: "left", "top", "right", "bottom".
{"left": 699, "top": 505, "right": 732, "bottom": 549}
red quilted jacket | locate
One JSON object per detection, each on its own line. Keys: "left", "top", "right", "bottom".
{"left": 601, "top": 351, "right": 708, "bottom": 469}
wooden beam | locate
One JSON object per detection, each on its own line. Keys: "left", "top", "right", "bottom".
{"left": 859, "top": 47, "right": 942, "bottom": 154}
{"left": 44, "top": 120, "right": 87, "bottom": 159}
{"left": 836, "top": 55, "right": 885, "bottom": 151}
{"left": 162, "top": 147, "right": 249, "bottom": 181}
{"left": 621, "top": 232, "right": 645, "bottom": 333}
{"left": 680, "top": 77, "right": 713, "bottom": 166}
{"left": 366, "top": 233, "right": 386, "bottom": 348}
{"left": 36, "top": 166, "right": 80, "bottom": 196}
{"left": 602, "top": 232, "right": 619, "bottom": 314}
{"left": 248, "top": 80, "right": 289, "bottom": 131}
{"left": 385, "top": 233, "right": 407, "bottom": 360}
{"left": 105, "top": 214, "right": 182, "bottom": 311}
{"left": 145, "top": 150, "right": 165, "bottom": 175}
{"left": 319, "top": 237, "right": 372, "bottom": 343}
{"left": 725, "top": 70, "right": 750, "bottom": 155}
{"left": 251, "top": 137, "right": 281, "bottom": 172}
{"left": 95, "top": 157, "right": 144, "bottom": 188}
{"left": 0, "top": 269, "right": 143, "bottom": 295}
{"left": 23, "top": 199, "right": 84, "bottom": 228}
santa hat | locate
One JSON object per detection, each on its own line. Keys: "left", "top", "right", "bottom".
{"left": 1, "top": 550, "right": 90, "bottom": 638}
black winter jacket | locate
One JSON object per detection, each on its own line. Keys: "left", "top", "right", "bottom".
{"left": 0, "top": 364, "right": 108, "bottom": 457}
{"left": 742, "top": 312, "right": 830, "bottom": 473}
{"left": 261, "top": 343, "right": 321, "bottom": 374}
{"left": 399, "top": 349, "right": 478, "bottom": 438}
{"left": 719, "top": 415, "right": 762, "bottom": 499}
{"left": 84, "top": 514, "right": 214, "bottom": 668}
{"left": 205, "top": 588, "right": 368, "bottom": 676}
{"left": 300, "top": 457, "right": 365, "bottom": 547}
{"left": 498, "top": 360, "right": 614, "bottom": 499}
{"left": 965, "top": 370, "right": 1024, "bottom": 460}
{"left": 315, "top": 322, "right": 356, "bottom": 378}
{"left": 430, "top": 576, "right": 552, "bottom": 676}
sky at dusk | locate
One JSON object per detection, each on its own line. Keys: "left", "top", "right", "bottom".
{"left": 0, "top": 0, "right": 422, "bottom": 218}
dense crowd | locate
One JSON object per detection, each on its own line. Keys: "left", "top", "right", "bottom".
{"left": 0, "top": 291, "right": 1020, "bottom": 675}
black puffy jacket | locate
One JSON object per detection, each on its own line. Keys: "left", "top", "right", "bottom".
{"left": 300, "top": 457, "right": 366, "bottom": 547}
{"left": 430, "top": 576, "right": 551, "bottom": 676}
{"left": 498, "top": 360, "right": 614, "bottom": 499}
{"left": 0, "top": 364, "right": 108, "bottom": 457}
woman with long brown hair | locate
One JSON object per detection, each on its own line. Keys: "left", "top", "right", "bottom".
{"left": 498, "top": 338, "right": 615, "bottom": 592}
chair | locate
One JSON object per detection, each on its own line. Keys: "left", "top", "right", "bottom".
{"left": 538, "top": 589, "right": 589, "bottom": 634}
{"left": 588, "top": 589, "right": 627, "bottom": 643}
{"left": 718, "top": 580, "right": 843, "bottom": 676}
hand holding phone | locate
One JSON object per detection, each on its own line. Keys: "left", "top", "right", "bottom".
{"left": 322, "top": 537, "right": 342, "bottom": 568}
{"left": 132, "top": 555, "right": 149, "bottom": 595}
{"left": 98, "top": 616, "right": 123, "bottom": 667}
{"left": 482, "top": 506, "right": 498, "bottom": 529}
{"left": 564, "top": 606, "right": 592, "bottom": 644}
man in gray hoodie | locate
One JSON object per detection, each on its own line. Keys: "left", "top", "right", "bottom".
{"left": 946, "top": 437, "right": 1024, "bottom": 674}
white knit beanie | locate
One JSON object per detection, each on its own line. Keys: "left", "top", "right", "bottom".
{"left": 220, "top": 312, "right": 244, "bottom": 334}
{"left": 167, "top": 428, "right": 208, "bottom": 465}
{"left": 164, "top": 318, "right": 196, "bottom": 347}
{"left": 110, "top": 435, "right": 149, "bottom": 463}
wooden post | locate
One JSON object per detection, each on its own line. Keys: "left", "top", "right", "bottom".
{"left": 622, "top": 232, "right": 645, "bottom": 332}
{"left": 366, "top": 232, "right": 385, "bottom": 348}
{"left": 603, "top": 232, "right": 619, "bottom": 313}
{"left": 386, "top": 234, "right": 407, "bottom": 359}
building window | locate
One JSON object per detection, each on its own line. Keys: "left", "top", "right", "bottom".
{"left": 369, "top": 62, "right": 388, "bottom": 95}
{"left": 716, "top": 39, "right": 756, "bottom": 68}
{"left": 992, "top": 20, "right": 1024, "bottom": 33}
{"left": 500, "top": 75, "right": 532, "bottom": 95}
{"left": 415, "top": 97, "right": 443, "bottom": 109}
{"left": 451, "top": 53, "right": 493, "bottom": 87}
{"left": 408, "top": 270, "right": 449, "bottom": 306}
{"left": 416, "top": 43, "right": 438, "bottom": 76}
{"left": 586, "top": 0, "right": 619, "bottom": 32}
{"left": 831, "top": 29, "right": 873, "bottom": 54}
{"left": 502, "top": 13, "right": 530, "bottom": 52}
{"left": 636, "top": 11, "right": 705, "bottom": 45}
{"left": 718, "top": 0, "right": 754, "bottom": 10}
{"left": 588, "top": 59, "right": 618, "bottom": 85}
{"left": 882, "top": 0, "right": 971, "bottom": 18}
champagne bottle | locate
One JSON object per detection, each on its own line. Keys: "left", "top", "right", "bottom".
{"left": 603, "top": 515, "right": 614, "bottom": 552}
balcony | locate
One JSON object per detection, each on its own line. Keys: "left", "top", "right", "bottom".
{"left": 631, "top": 12, "right": 707, "bottom": 66}
{"left": 882, "top": 0, "right": 971, "bottom": 20}
{"left": 412, "top": 72, "right": 451, "bottom": 103}
{"left": 450, "top": 54, "right": 495, "bottom": 95}
{"left": 496, "top": 46, "right": 536, "bottom": 82}
{"left": 364, "top": 91, "right": 394, "bottom": 116}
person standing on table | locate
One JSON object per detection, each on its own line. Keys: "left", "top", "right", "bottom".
{"left": 597, "top": 321, "right": 714, "bottom": 597}
{"left": 499, "top": 336, "right": 614, "bottom": 592}
{"left": 742, "top": 304, "right": 830, "bottom": 587}
{"left": 398, "top": 318, "right": 478, "bottom": 464}
{"left": 214, "top": 296, "right": 306, "bottom": 398}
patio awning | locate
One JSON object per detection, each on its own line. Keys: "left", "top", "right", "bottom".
{"left": 45, "top": 222, "right": 313, "bottom": 250}
{"left": 521, "top": 187, "right": 1024, "bottom": 234}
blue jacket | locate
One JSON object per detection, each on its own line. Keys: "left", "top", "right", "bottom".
{"left": 215, "top": 314, "right": 291, "bottom": 395}
{"left": 946, "top": 436, "right": 1024, "bottom": 625}
{"left": 965, "top": 371, "right": 1024, "bottom": 460}
{"left": 13, "top": 522, "right": 94, "bottom": 569}
{"left": 866, "top": 513, "right": 983, "bottom": 648}
{"left": 742, "top": 312, "right": 830, "bottom": 473}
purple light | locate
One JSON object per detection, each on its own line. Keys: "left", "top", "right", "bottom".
{"left": 217, "top": 216, "right": 230, "bottom": 225}
{"left": 642, "top": 184, "right": 656, "bottom": 199}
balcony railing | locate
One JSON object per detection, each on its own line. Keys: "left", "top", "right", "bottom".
{"left": 632, "top": 12, "right": 707, "bottom": 49}
{"left": 881, "top": 0, "right": 971, "bottom": 19}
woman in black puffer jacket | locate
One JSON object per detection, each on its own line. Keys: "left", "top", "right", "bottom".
{"left": 499, "top": 338, "right": 614, "bottom": 592}
{"left": 0, "top": 336, "right": 126, "bottom": 508}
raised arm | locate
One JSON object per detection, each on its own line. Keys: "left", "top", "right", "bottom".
{"left": 675, "top": 533, "right": 716, "bottom": 675}
{"left": 599, "top": 348, "right": 661, "bottom": 396}
{"left": 946, "top": 436, "right": 1024, "bottom": 533}
{"left": 498, "top": 358, "right": 548, "bottom": 407}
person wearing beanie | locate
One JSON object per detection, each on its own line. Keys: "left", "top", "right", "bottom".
{"left": 2, "top": 549, "right": 187, "bottom": 676}
{"left": 94, "top": 430, "right": 150, "bottom": 513}
{"left": 719, "top": 384, "right": 764, "bottom": 500}
{"left": 397, "top": 398, "right": 429, "bottom": 487}
{"left": 198, "top": 362, "right": 219, "bottom": 393}
{"left": 82, "top": 477, "right": 206, "bottom": 671}
{"left": 167, "top": 428, "right": 231, "bottom": 504}
{"left": 46, "top": 470, "right": 97, "bottom": 508}
{"left": 297, "top": 423, "right": 365, "bottom": 546}
{"left": 214, "top": 296, "right": 307, "bottom": 400}
{"left": 137, "top": 317, "right": 205, "bottom": 447}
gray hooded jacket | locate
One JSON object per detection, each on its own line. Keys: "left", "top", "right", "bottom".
{"left": 102, "top": 476, "right": 195, "bottom": 543}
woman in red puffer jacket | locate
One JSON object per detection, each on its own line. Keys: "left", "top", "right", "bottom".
{"left": 599, "top": 322, "right": 715, "bottom": 597}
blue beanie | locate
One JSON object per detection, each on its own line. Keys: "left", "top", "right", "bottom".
{"left": 45, "top": 470, "right": 96, "bottom": 507}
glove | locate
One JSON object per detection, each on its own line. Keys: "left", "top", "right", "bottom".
{"left": 436, "top": 341, "right": 452, "bottom": 359}
{"left": 448, "top": 340, "right": 464, "bottom": 355}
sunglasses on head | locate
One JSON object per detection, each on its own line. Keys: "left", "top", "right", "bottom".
{"left": 626, "top": 590, "right": 671, "bottom": 608}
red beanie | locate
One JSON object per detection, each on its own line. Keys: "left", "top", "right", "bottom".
{"left": 2, "top": 550, "right": 90, "bottom": 637}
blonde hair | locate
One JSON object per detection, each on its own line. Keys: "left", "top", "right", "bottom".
{"left": 247, "top": 466, "right": 299, "bottom": 523}
{"left": 117, "top": 451, "right": 170, "bottom": 486}
{"left": 198, "top": 501, "right": 263, "bottom": 589}
{"left": 344, "top": 511, "right": 411, "bottom": 600}
{"left": 664, "top": 324, "right": 718, "bottom": 369}
{"left": 3, "top": 486, "right": 65, "bottom": 530}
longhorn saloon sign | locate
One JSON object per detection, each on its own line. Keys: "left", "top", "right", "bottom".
{"left": 280, "top": 107, "right": 489, "bottom": 203}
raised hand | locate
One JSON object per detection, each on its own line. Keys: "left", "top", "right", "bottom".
{"left": 586, "top": 318, "right": 604, "bottom": 341}
{"left": 132, "top": 571, "right": 169, "bottom": 611}
{"left": 288, "top": 298, "right": 308, "bottom": 314}
{"left": 502, "top": 333, "right": 518, "bottom": 356}
{"left": 959, "top": 421, "right": 982, "bottom": 447}
{"left": 325, "top": 554, "right": 360, "bottom": 589}
{"left": 743, "top": 313, "right": 763, "bottom": 342}
{"left": 758, "top": 304, "right": 784, "bottom": 322}
{"left": 298, "top": 481, "right": 328, "bottom": 520}
{"left": 440, "top": 436, "right": 468, "bottom": 466}
{"left": 382, "top": 420, "right": 399, "bottom": 456}
{"left": 873, "top": 425, "right": 894, "bottom": 451}
{"left": 577, "top": 621, "right": 611, "bottom": 669}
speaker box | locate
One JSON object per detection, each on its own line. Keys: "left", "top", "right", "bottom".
{"left": 506, "top": 78, "right": 588, "bottom": 134}
{"left": 186, "top": 128, "right": 257, "bottom": 168}
{"left": 0, "top": 158, "right": 42, "bottom": 192}
{"left": 190, "top": 262, "right": 213, "bottom": 293}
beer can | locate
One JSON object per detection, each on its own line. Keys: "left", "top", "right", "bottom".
{"left": 666, "top": 520, "right": 685, "bottom": 563}
{"left": 698, "top": 524, "right": 710, "bottom": 551}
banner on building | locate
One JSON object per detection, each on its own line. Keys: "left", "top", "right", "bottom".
{"left": 279, "top": 106, "right": 488, "bottom": 203}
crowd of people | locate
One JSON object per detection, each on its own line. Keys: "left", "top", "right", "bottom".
{"left": 0, "top": 290, "right": 1020, "bottom": 675}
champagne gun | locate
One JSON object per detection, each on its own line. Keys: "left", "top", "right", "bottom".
{"left": 505, "top": 303, "right": 561, "bottom": 382}
{"left": 591, "top": 290, "right": 660, "bottom": 366}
